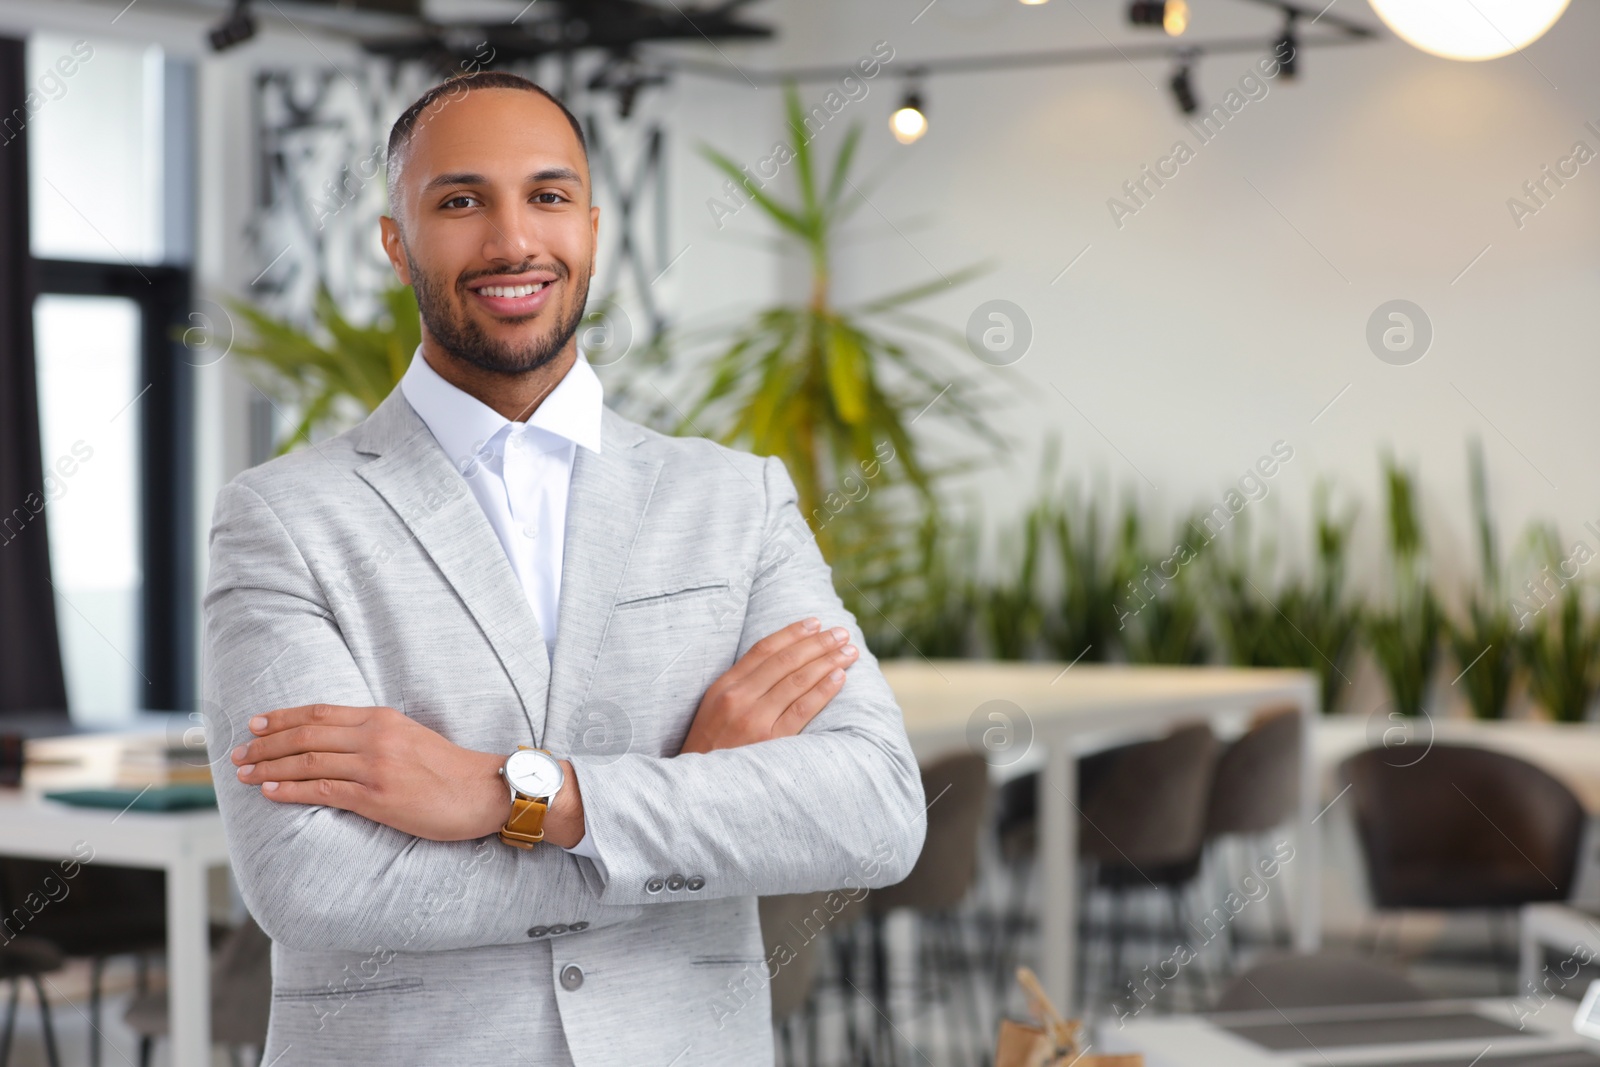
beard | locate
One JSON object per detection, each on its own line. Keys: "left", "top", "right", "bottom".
{"left": 409, "top": 253, "right": 590, "bottom": 376}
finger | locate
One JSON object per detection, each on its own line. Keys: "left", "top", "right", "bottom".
{"left": 231, "top": 724, "right": 365, "bottom": 767}
{"left": 237, "top": 750, "right": 370, "bottom": 788}
{"left": 769, "top": 664, "right": 850, "bottom": 738}
{"left": 257, "top": 776, "right": 372, "bottom": 814}
{"left": 248, "top": 703, "right": 373, "bottom": 738}
{"left": 709, "top": 617, "right": 821, "bottom": 692}
{"left": 743, "top": 626, "right": 852, "bottom": 700}
{"left": 748, "top": 640, "right": 859, "bottom": 727}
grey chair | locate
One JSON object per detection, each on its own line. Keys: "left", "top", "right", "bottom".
{"left": 1203, "top": 708, "right": 1302, "bottom": 958}
{"left": 1077, "top": 722, "right": 1219, "bottom": 1009}
{"left": 760, "top": 892, "right": 829, "bottom": 1067}
{"left": 124, "top": 915, "right": 272, "bottom": 1067}
{"left": 990, "top": 723, "right": 1221, "bottom": 1011}
{"left": 0, "top": 937, "right": 65, "bottom": 1067}
{"left": 1214, "top": 952, "right": 1428, "bottom": 1011}
{"left": 1342, "top": 743, "right": 1585, "bottom": 988}
{"left": 857, "top": 752, "right": 992, "bottom": 1067}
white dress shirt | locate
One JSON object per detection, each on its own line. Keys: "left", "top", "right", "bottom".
{"left": 400, "top": 347, "right": 607, "bottom": 878}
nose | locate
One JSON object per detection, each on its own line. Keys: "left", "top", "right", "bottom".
{"left": 477, "top": 198, "right": 544, "bottom": 267}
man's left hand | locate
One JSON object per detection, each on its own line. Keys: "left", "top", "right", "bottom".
{"left": 230, "top": 704, "right": 516, "bottom": 842}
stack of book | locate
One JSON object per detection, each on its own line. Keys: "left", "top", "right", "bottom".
{"left": 114, "top": 738, "right": 215, "bottom": 789}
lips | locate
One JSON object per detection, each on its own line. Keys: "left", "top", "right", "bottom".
{"left": 466, "top": 274, "right": 557, "bottom": 317}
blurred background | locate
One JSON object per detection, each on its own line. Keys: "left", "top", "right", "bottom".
{"left": 2, "top": 1, "right": 1599, "bottom": 1064}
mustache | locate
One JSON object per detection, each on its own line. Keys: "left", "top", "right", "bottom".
{"left": 456, "top": 262, "right": 568, "bottom": 288}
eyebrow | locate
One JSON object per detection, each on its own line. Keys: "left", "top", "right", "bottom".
{"left": 422, "top": 167, "right": 585, "bottom": 194}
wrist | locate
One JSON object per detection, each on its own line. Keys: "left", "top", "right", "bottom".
{"left": 470, "top": 750, "right": 513, "bottom": 839}
{"left": 541, "top": 759, "right": 585, "bottom": 849}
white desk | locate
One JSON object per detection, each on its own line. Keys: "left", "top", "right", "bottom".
{"left": 2, "top": 733, "right": 229, "bottom": 1067}
{"left": 1106, "top": 997, "right": 1600, "bottom": 1065}
{"left": 881, "top": 661, "right": 1321, "bottom": 1011}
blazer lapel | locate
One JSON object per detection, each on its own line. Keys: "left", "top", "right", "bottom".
{"left": 351, "top": 390, "right": 552, "bottom": 741}
{"left": 545, "top": 408, "right": 663, "bottom": 741}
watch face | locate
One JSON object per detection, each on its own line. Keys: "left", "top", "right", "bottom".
{"left": 505, "top": 749, "right": 563, "bottom": 798}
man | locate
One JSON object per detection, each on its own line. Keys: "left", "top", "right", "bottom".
{"left": 203, "top": 71, "right": 925, "bottom": 1064}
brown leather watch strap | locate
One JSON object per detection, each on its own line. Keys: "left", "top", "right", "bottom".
{"left": 499, "top": 794, "right": 549, "bottom": 849}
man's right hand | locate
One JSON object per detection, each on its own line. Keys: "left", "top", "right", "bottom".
{"left": 679, "top": 617, "right": 859, "bottom": 755}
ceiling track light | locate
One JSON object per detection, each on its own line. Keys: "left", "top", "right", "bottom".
{"left": 1129, "top": 0, "right": 1189, "bottom": 36}
{"left": 209, "top": 0, "right": 257, "bottom": 53}
{"left": 890, "top": 82, "right": 928, "bottom": 145}
{"left": 1168, "top": 53, "right": 1199, "bottom": 114}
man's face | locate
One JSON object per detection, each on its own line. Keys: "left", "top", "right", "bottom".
{"left": 380, "top": 88, "right": 598, "bottom": 377}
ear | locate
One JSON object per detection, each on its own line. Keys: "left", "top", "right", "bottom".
{"left": 589, "top": 205, "right": 600, "bottom": 278}
{"left": 380, "top": 215, "right": 412, "bottom": 285}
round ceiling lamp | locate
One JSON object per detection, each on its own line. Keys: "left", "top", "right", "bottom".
{"left": 1366, "top": 0, "right": 1570, "bottom": 61}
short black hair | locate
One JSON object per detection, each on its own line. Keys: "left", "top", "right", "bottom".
{"left": 385, "top": 71, "right": 589, "bottom": 219}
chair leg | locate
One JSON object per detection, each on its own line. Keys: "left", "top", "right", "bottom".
{"left": 138, "top": 1036, "right": 153, "bottom": 1067}
{"left": 870, "top": 913, "right": 895, "bottom": 1067}
{"left": 1489, "top": 911, "right": 1515, "bottom": 995}
{"left": 1109, "top": 887, "right": 1128, "bottom": 1010}
{"left": 944, "top": 914, "right": 991, "bottom": 1067}
{"left": 28, "top": 975, "right": 61, "bottom": 1067}
{"left": 0, "top": 978, "right": 19, "bottom": 1067}
{"left": 995, "top": 853, "right": 1034, "bottom": 1003}
{"left": 88, "top": 956, "right": 104, "bottom": 1067}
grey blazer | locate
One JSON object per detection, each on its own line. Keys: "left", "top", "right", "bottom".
{"left": 201, "top": 386, "right": 927, "bottom": 1065}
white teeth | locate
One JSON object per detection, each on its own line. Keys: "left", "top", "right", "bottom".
{"left": 478, "top": 282, "right": 548, "bottom": 298}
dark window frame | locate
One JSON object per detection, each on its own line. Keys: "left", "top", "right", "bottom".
{"left": 33, "top": 258, "right": 195, "bottom": 711}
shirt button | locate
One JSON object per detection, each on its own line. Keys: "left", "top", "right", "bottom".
{"left": 644, "top": 877, "right": 665, "bottom": 894}
{"left": 527, "top": 926, "right": 548, "bottom": 938}
{"left": 521, "top": 524, "right": 538, "bottom": 539}
{"left": 560, "top": 964, "right": 584, "bottom": 991}
{"left": 548, "top": 923, "right": 568, "bottom": 936}
{"left": 686, "top": 876, "right": 705, "bottom": 892}
{"left": 666, "top": 874, "right": 686, "bottom": 892}
{"left": 571, "top": 921, "right": 589, "bottom": 931}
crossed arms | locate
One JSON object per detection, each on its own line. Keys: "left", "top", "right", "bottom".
{"left": 203, "top": 456, "right": 926, "bottom": 953}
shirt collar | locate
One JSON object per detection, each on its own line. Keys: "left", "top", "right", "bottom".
{"left": 399, "top": 346, "right": 604, "bottom": 467}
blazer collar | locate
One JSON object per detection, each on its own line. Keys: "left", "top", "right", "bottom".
{"left": 351, "top": 388, "right": 659, "bottom": 748}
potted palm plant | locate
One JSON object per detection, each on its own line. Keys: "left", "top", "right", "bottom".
{"left": 686, "top": 85, "right": 993, "bottom": 617}
{"left": 229, "top": 285, "right": 420, "bottom": 454}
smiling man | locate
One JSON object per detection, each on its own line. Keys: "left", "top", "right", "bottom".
{"left": 202, "top": 72, "right": 925, "bottom": 1065}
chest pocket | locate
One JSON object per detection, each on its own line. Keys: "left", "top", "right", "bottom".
{"left": 587, "top": 579, "right": 739, "bottom": 758}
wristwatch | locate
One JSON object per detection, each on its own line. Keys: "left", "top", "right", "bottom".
{"left": 497, "top": 746, "right": 564, "bottom": 849}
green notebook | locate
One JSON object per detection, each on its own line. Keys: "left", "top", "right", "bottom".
{"left": 44, "top": 784, "right": 217, "bottom": 811}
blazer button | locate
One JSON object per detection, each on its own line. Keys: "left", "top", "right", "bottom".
{"left": 527, "top": 926, "right": 548, "bottom": 938}
{"left": 560, "top": 964, "right": 584, "bottom": 991}
{"left": 549, "top": 923, "right": 568, "bottom": 936}
{"left": 686, "top": 876, "right": 705, "bottom": 892}
{"left": 571, "top": 921, "right": 589, "bottom": 931}
{"left": 666, "top": 873, "right": 686, "bottom": 892}
{"left": 645, "top": 877, "right": 665, "bottom": 894}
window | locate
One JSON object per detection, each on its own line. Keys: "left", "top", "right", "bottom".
{"left": 27, "top": 33, "right": 195, "bottom": 719}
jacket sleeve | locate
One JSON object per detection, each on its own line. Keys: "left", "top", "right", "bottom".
{"left": 202, "top": 480, "right": 632, "bottom": 953}
{"left": 567, "top": 456, "right": 928, "bottom": 904}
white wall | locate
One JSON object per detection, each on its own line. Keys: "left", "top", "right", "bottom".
{"left": 658, "top": 0, "right": 1600, "bottom": 600}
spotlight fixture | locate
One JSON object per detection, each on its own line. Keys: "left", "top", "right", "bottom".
{"left": 890, "top": 87, "right": 928, "bottom": 145}
{"left": 1129, "top": 0, "right": 1188, "bottom": 36}
{"left": 1276, "top": 13, "right": 1299, "bottom": 79}
{"left": 1168, "top": 57, "right": 1198, "bottom": 115}
{"left": 209, "top": 0, "right": 257, "bottom": 52}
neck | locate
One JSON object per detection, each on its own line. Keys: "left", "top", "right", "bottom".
{"left": 420, "top": 335, "right": 577, "bottom": 423}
